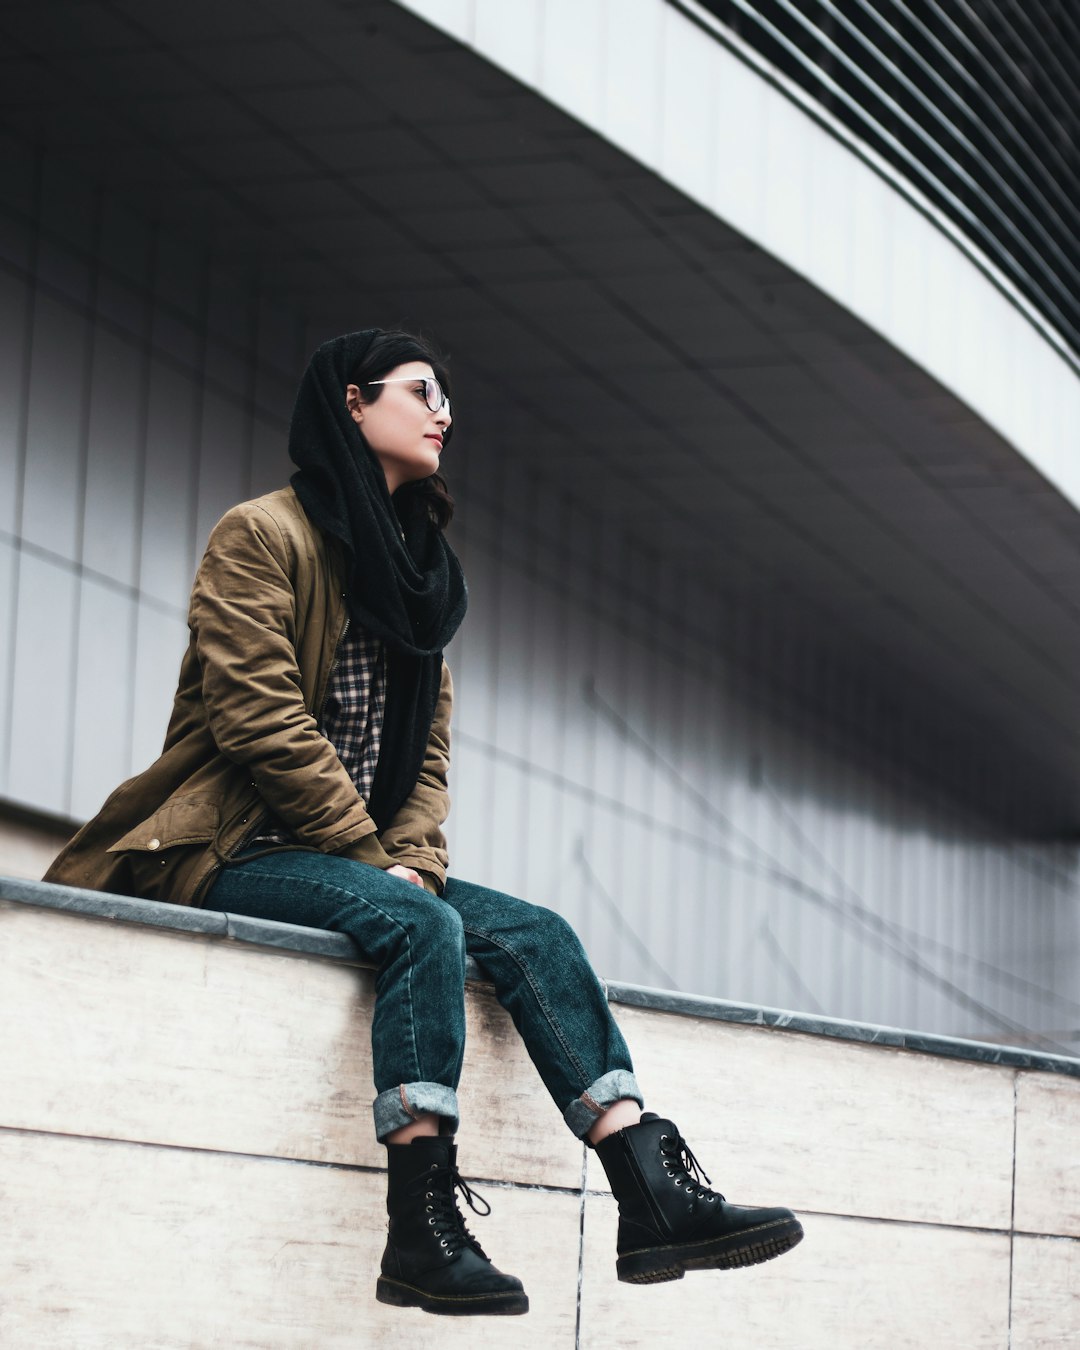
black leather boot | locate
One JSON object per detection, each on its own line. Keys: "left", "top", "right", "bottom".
{"left": 375, "top": 1135, "right": 529, "bottom": 1316}
{"left": 594, "top": 1113, "right": 804, "bottom": 1284}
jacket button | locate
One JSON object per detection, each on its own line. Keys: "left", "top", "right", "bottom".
{"left": 147, "top": 838, "right": 161, "bottom": 851}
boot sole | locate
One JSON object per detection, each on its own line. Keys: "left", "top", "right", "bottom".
{"left": 376, "top": 1276, "right": 529, "bottom": 1316}
{"left": 616, "top": 1216, "right": 804, "bottom": 1284}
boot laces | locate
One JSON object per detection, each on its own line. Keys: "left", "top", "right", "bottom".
{"left": 659, "top": 1131, "right": 723, "bottom": 1204}
{"left": 412, "top": 1162, "right": 492, "bottom": 1260}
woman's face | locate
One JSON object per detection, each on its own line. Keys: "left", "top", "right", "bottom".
{"left": 346, "top": 361, "right": 451, "bottom": 494}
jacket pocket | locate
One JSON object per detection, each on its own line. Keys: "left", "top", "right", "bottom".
{"left": 106, "top": 797, "right": 221, "bottom": 854}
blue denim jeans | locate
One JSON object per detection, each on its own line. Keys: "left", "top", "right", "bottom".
{"left": 205, "top": 851, "right": 642, "bottom": 1140}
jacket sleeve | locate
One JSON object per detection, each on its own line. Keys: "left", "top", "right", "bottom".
{"left": 190, "top": 501, "right": 394, "bottom": 867}
{"left": 377, "top": 661, "right": 453, "bottom": 887}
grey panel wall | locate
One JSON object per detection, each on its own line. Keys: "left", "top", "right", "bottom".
{"left": 0, "top": 132, "right": 302, "bottom": 821}
{"left": 1, "top": 125, "right": 1077, "bottom": 1057}
{"left": 442, "top": 438, "right": 1080, "bottom": 1054}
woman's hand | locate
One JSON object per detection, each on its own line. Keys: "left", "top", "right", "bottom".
{"left": 386, "top": 863, "right": 425, "bottom": 887}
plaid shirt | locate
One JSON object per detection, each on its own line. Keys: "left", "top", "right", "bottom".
{"left": 251, "top": 624, "right": 387, "bottom": 847}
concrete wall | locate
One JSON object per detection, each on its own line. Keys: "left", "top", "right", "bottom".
{"left": 2, "top": 883, "right": 1078, "bottom": 1348}
{"left": 0, "top": 810, "right": 70, "bottom": 884}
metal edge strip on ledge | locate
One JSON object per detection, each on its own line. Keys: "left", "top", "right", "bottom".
{"left": 4, "top": 874, "right": 1078, "bottom": 1079}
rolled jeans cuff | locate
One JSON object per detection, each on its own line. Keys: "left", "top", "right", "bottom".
{"left": 563, "top": 1069, "right": 644, "bottom": 1139}
{"left": 373, "top": 1082, "right": 460, "bottom": 1141}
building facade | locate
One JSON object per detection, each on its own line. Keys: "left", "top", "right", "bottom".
{"left": 1, "top": 0, "right": 1078, "bottom": 1052}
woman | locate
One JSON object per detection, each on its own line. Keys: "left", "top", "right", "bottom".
{"left": 45, "top": 330, "right": 802, "bottom": 1316}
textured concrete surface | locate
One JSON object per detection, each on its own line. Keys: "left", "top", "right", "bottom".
{"left": 2, "top": 886, "right": 1078, "bottom": 1348}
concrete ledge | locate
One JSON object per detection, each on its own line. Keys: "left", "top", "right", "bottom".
{"left": 3, "top": 877, "right": 1079, "bottom": 1347}
{"left": 2, "top": 873, "right": 484, "bottom": 976}
{"left": 8, "top": 875, "right": 1078, "bottom": 1079}
{"left": 607, "top": 980, "right": 1080, "bottom": 1077}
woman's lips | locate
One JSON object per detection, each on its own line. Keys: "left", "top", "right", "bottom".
{"left": 425, "top": 435, "right": 443, "bottom": 449}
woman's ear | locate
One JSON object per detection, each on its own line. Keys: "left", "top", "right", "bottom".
{"left": 345, "top": 383, "right": 364, "bottom": 423}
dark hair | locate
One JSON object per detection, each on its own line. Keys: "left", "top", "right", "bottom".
{"left": 349, "top": 329, "right": 455, "bottom": 529}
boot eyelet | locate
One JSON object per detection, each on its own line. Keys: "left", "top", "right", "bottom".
{"left": 440, "top": 1239, "right": 448, "bottom": 1247}
{"left": 428, "top": 1217, "right": 436, "bottom": 1226}
{"left": 425, "top": 1205, "right": 433, "bottom": 1212}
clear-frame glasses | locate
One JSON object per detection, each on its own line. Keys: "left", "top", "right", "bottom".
{"left": 365, "top": 376, "right": 450, "bottom": 418}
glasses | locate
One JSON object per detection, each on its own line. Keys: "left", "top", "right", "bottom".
{"left": 365, "top": 376, "right": 450, "bottom": 418}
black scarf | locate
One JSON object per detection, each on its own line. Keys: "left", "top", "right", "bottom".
{"left": 288, "top": 331, "right": 467, "bottom": 828}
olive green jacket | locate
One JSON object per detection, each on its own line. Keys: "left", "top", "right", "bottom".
{"left": 44, "top": 487, "right": 452, "bottom": 907}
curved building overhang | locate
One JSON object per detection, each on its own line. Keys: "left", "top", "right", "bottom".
{"left": 399, "top": 0, "right": 1080, "bottom": 510}
{"left": 2, "top": 0, "right": 1079, "bottom": 826}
